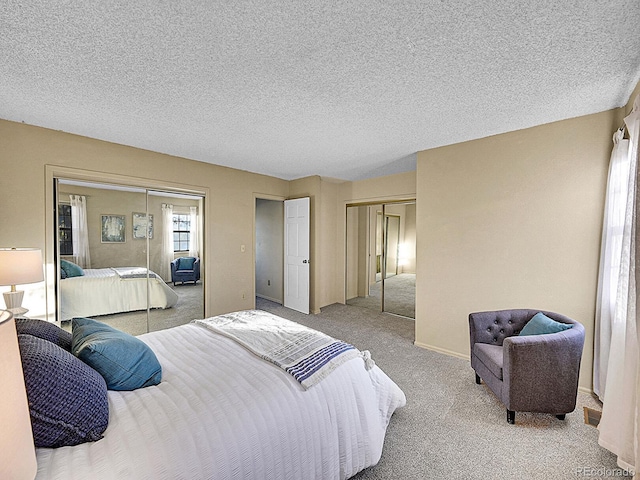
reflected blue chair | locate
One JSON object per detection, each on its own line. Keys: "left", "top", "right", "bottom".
{"left": 171, "top": 257, "right": 200, "bottom": 285}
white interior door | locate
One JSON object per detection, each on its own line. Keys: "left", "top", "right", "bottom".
{"left": 284, "top": 197, "right": 310, "bottom": 314}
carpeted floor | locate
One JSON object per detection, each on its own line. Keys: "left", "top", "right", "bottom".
{"left": 347, "top": 273, "right": 415, "bottom": 318}
{"left": 256, "top": 298, "right": 626, "bottom": 480}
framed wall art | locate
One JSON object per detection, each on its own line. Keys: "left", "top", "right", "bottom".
{"left": 132, "top": 212, "right": 153, "bottom": 239}
{"left": 101, "top": 214, "right": 126, "bottom": 243}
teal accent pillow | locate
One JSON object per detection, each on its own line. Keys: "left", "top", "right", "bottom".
{"left": 519, "top": 312, "right": 573, "bottom": 336}
{"left": 72, "top": 318, "right": 162, "bottom": 391}
{"left": 178, "top": 257, "right": 196, "bottom": 270}
{"left": 61, "top": 259, "right": 85, "bottom": 278}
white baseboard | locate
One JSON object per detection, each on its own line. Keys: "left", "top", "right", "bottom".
{"left": 414, "top": 341, "right": 469, "bottom": 361}
{"left": 256, "top": 294, "right": 282, "bottom": 304}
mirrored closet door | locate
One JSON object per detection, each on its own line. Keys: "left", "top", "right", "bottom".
{"left": 54, "top": 179, "right": 204, "bottom": 335}
{"left": 345, "top": 201, "right": 416, "bottom": 319}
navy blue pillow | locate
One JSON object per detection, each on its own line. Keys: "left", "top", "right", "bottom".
{"left": 60, "top": 259, "right": 84, "bottom": 278}
{"left": 72, "top": 317, "right": 162, "bottom": 391}
{"left": 18, "top": 334, "right": 109, "bottom": 448}
{"left": 15, "top": 318, "right": 72, "bottom": 351}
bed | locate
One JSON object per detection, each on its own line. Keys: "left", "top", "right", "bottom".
{"left": 34, "top": 310, "right": 406, "bottom": 480}
{"left": 59, "top": 267, "right": 179, "bottom": 321}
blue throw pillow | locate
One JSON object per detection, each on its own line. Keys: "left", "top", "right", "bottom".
{"left": 18, "top": 334, "right": 109, "bottom": 448}
{"left": 15, "top": 318, "right": 72, "bottom": 351}
{"left": 60, "top": 259, "right": 84, "bottom": 278}
{"left": 72, "top": 317, "right": 162, "bottom": 391}
{"left": 519, "top": 312, "right": 573, "bottom": 336}
{"left": 178, "top": 257, "right": 196, "bottom": 270}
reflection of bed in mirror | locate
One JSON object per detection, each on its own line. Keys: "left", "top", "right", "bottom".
{"left": 60, "top": 267, "right": 178, "bottom": 321}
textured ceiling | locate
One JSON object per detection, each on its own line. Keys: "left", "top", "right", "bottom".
{"left": 2, "top": 1, "right": 640, "bottom": 181}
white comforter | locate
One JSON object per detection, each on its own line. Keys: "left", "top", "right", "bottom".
{"left": 35, "top": 317, "right": 406, "bottom": 480}
{"left": 60, "top": 267, "right": 179, "bottom": 321}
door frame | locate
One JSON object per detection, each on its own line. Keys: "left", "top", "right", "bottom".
{"left": 252, "top": 193, "right": 287, "bottom": 308}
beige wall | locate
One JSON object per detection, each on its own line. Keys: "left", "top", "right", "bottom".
{"left": 0, "top": 119, "right": 289, "bottom": 320}
{"left": 415, "top": 109, "right": 619, "bottom": 390}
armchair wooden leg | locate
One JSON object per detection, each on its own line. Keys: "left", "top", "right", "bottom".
{"left": 475, "top": 373, "right": 481, "bottom": 385}
{"left": 556, "top": 414, "right": 566, "bottom": 420}
{"left": 507, "top": 409, "right": 515, "bottom": 424}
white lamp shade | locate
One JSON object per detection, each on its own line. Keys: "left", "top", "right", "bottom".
{"left": 0, "top": 311, "right": 37, "bottom": 479}
{"left": 0, "top": 248, "right": 44, "bottom": 286}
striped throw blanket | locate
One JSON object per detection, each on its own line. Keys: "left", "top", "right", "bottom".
{"left": 194, "top": 310, "right": 374, "bottom": 389}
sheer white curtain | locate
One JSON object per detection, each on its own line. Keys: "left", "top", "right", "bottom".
{"left": 597, "top": 94, "right": 639, "bottom": 475}
{"left": 69, "top": 195, "right": 91, "bottom": 268}
{"left": 188, "top": 206, "right": 199, "bottom": 258}
{"left": 594, "top": 128, "right": 631, "bottom": 397}
{"left": 161, "top": 203, "right": 174, "bottom": 281}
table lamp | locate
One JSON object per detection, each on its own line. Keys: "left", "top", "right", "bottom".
{"left": 0, "top": 309, "right": 38, "bottom": 479}
{"left": 0, "top": 248, "right": 44, "bottom": 315}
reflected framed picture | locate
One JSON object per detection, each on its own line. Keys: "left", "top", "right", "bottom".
{"left": 132, "top": 212, "right": 153, "bottom": 239}
{"left": 101, "top": 214, "right": 126, "bottom": 243}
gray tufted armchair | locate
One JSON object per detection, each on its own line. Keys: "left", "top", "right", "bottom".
{"left": 469, "top": 309, "right": 585, "bottom": 424}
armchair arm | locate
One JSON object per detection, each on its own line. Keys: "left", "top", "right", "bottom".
{"left": 502, "top": 324, "right": 585, "bottom": 413}
{"left": 194, "top": 258, "right": 200, "bottom": 276}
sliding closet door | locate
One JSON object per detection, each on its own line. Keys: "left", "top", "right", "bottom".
{"left": 55, "top": 178, "right": 205, "bottom": 335}
{"left": 345, "top": 202, "right": 416, "bottom": 319}
{"left": 146, "top": 191, "right": 205, "bottom": 332}
{"left": 381, "top": 203, "right": 416, "bottom": 319}
{"left": 56, "top": 180, "right": 149, "bottom": 334}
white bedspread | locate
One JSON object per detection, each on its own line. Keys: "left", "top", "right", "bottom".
{"left": 35, "top": 317, "right": 406, "bottom": 480}
{"left": 59, "top": 267, "right": 178, "bottom": 321}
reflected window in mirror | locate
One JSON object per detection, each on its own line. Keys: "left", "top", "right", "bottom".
{"left": 58, "top": 204, "right": 73, "bottom": 256}
{"left": 172, "top": 214, "right": 191, "bottom": 252}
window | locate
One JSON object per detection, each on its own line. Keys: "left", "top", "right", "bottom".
{"left": 173, "top": 213, "right": 191, "bottom": 252}
{"left": 58, "top": 204, "right": 73, "bottom": 255}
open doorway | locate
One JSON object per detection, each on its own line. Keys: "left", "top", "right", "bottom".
{"left": 345, "top": 201, "right": 416, "bottom": 318}
{"left": 255, "top": 198, "right": 284, "bottom": 305}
